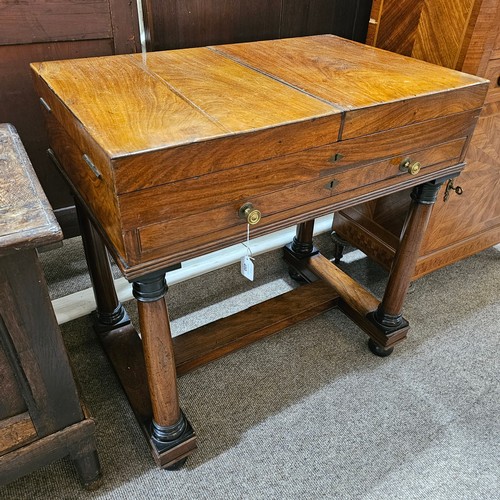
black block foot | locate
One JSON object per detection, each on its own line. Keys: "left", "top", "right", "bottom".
{"left": 368, "top": 338, "right": 394, "bottom": 357}
{"left": 288, "top": 267, "right": 308, "bottom": 283}
{"left": 164, "top": 456, "right": 188, "bottom": 471}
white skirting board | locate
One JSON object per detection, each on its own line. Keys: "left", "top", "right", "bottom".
{"left": 53, "top": 215, "right": 334, "bottom": 325}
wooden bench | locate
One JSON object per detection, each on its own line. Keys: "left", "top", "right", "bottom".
{"left": 0, "top": 123, "right": 101, "bottom": 488}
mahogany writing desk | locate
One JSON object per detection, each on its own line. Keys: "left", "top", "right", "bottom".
{"left": 31, "top": 35, "right": 488, "bottom": 469}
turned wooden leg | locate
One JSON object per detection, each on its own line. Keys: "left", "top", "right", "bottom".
{"left": 368, "top": 179, "right": 446, "bottom": 353}
{"left": 133, "top": 271, "right": 195, "bottom": 468}
{"left": 291, "top": 219, "right": 316, "bottom": 255}
{"left": 285, "top": 219, "right": 320, "bottom": 282}
{"left": 75, "top": 203, "right": 129, "bottom": 331}
{"left": 330, "top": 231, "right": 349, "bottom": 263}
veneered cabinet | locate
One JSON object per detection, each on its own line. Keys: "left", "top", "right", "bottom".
{"left": 333, "top": 0, "right": 500, "bottom": 279}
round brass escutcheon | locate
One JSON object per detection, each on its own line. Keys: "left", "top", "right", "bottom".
{"left": 239, "top": 203, "right": 261, "bottom": 225}
{"left": 400, "top": 158, "right": 421, "bottom": 175}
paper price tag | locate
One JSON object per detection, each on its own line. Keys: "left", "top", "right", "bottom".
{"left": 240, "top": 255, "right": 255, "bottom": 281}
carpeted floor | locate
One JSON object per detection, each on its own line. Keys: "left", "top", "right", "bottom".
{"left": 2, "top": 234, "right": 499, "bottom": 499}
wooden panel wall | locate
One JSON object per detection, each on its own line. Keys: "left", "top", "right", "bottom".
{"left": 0, "top": 0, "right": 140, "bottom": 225}
{"left": 1, "top": 1, "right": 112, "bottom": 45}
{"left": 142, "top": 0, "right": 372, "bottom": 51}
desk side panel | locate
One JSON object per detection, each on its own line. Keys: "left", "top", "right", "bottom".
{"left": 31, "top": 73, "right": 116, "bottom": 190}
{"left": 42, "top": 112, "right": 126, "bottom": 261}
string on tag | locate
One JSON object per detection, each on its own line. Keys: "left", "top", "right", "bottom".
{"left": 241, "top": 223, "right": 253, "bottom": 258}
{"left": 240, "top": 223, "right": 255, "bottom": 281}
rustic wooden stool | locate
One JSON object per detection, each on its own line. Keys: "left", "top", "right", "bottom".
{"left": 0, "top": 123, "right": 101, "bottom": 488}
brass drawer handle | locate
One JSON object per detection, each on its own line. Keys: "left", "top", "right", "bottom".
{"left": 399, "top": 158, "right": 421, "bottom": 175}
{"left": 239, "top": 202, "right": 261, "bottom": 225}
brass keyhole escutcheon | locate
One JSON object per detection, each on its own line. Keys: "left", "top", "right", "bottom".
{"left": 239, "top": 202, "right": 261, "bottom": 225}
{"left": 399, "top": 158, "right": 421, "bottom": 175}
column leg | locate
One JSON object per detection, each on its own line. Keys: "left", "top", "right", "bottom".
{"left": 291, "top": 219, "right": 316, "bottom": 255}
{"left": 133, "top": 271, "right": 195, "bottom": 469}
{"left": 367, "top": 179, "right": 446, "bottom": 355}
{"left": 283, "top": 219, "right": 320, "bottom": 282}
{"left": 331, "top": 231, "right": 349, "bottom": 263}
{"left": 75, "top": 203, "right": 129, "bottom": 332}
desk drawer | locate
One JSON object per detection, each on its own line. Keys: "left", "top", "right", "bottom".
{"left": 120, "top": 111, "right": 475, "bottom": 231}
{"left": 137, "top": 138, "right": 466, "bottom": 260}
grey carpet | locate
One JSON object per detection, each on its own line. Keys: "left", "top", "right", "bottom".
{"left": 2, "top": 234, "right": 499, "bottom": 499}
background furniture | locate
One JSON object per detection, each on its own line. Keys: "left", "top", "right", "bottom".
{"left": 333, "top": 0, "right": 500, "bottom": 279}
{"left": 0, "top": 124, "right": 101, "bottom": 488}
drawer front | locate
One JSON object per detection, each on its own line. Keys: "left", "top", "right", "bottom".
{"left": 136, "top": 138, "right": 466, "bottom": 264}
{"left": 485, "top": 58, "right": 500, "bottom": 104}
{"left": 113, "top": 114, "right": 342, "bottom": 194}
{"left": 120, "top": 110, "right": 476, "bottom": 231}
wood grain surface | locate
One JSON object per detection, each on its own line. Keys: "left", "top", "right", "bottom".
{"left": 368, "top": 0, "right": 478, "bottom": 70}
{"left": 215, "top": 36, "right": 483, "bottom": 109}
{"left": 32, "top": 36, "right": 485, "bottom": 159}
{"left": 0, "top": 124, "right": 62, "bottom": 255}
